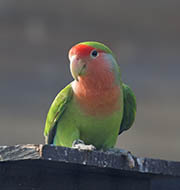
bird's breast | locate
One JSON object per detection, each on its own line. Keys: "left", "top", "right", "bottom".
{"left": 72, "top": 82, "right": 122, "bottom": 117}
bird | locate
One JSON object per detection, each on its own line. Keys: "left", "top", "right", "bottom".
{"left": 44, "top": 41, "right": 136, "bottom": 166}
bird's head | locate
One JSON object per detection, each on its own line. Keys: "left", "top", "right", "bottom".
{"left": 68, "top": 41, "right": 117, "bottom": 81}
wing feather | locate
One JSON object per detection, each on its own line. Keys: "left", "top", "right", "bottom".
{"left": 119, "top": 83, "right": 136, "bottom": 135}
{"left": 44, "top": 83, "right": 73, "bottom": 144}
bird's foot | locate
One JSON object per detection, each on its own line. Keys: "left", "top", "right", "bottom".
{"left": 106, "top": 148, "right": 135, "bottom": 168}
{"left": 72, "top": 139, "right": 96, "bottom": 151}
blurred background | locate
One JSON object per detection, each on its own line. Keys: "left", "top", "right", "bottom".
{"left": 0, "top": 0, "right": 180, "bottom": 161}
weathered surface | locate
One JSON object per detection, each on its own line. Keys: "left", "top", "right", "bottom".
{"left": 0, "top": 144, "right": 180, "bottom": 190}
{"left": 0, "top": 144, "right": 41, "bottom": 161}
{"left": 0, "top": 144, "right": 180, "bottom": 176}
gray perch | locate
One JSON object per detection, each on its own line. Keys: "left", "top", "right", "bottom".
{"left": 0, "top": 144, "right": 180, "bottom": 190}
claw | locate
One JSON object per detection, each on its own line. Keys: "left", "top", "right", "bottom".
{"left": 72, "top": 139, "right": 96, "bottom": 151}
{"left": 72, "top": 139, "right": 85, "bottom": 147}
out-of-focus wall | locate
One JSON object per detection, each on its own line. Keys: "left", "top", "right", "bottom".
{"left": 0, "top": 0, "right": 180, "bottom": 161}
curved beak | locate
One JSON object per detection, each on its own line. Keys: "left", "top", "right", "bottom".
{"left": 70, "top": 55, "right": 86, "bottom": 81}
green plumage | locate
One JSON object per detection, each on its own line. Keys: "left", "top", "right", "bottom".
{"left": 44, "top": 82, "right": 136, "bottom": 149}
{"left": 119, "top": 84, "right": 137, "bottom": 134}
{"left": 44, "top": 41, "right": 136, "bottom": 150}
{"left": 44, "top": 84, "right": 73, "bottom": 144}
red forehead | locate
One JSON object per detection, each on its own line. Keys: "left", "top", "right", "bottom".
{"left": 69, "top": 44, "right": 104, "bottom": 58}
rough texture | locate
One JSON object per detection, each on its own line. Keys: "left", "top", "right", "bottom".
{"left": 0, "top": 144, "right": 180, "bottom": 177}
{"left": 0, "top": 144, "right": 180, "bottom": 190}
{"left": 42, "top": 145, "right": 180, "bottom": 177}
{"left": 0, "top": 144, "right": 41, "bottom": 161}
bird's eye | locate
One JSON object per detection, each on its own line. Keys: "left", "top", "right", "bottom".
{"left": 90, "top": 50, "right": 99, "bottom": 58}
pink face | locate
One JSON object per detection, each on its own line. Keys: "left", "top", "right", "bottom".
{"left": 69, "top": 44, "right": 108, "bottom": 81}
{"left": 69, "top": 44, "right": 120, "bottom": 116}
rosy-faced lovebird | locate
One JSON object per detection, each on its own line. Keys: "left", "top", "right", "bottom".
{"left": 44, "top": 41, "right": 136, "bottom": 151}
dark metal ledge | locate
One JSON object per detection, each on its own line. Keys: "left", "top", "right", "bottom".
{"left": 0, "top": 144, "right": 179, "bottom": 190}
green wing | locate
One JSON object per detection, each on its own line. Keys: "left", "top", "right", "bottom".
{"left": 44, "top": 83, "right": 73, "bottom": 144}
{"left": 119, "top": 83, "right": 136, "bottom": 135}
